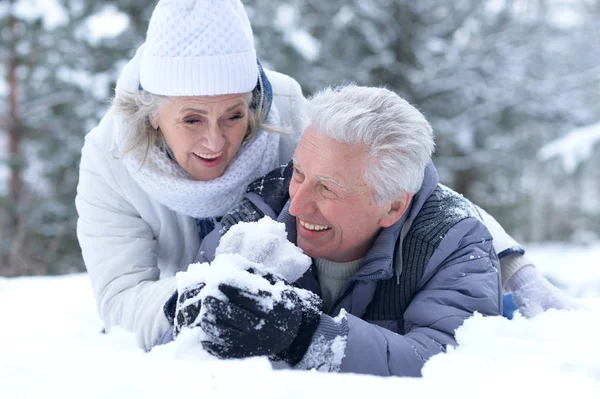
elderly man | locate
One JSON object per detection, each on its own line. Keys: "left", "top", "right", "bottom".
{"left": 171, "top": 85, "right": 502, "bottom": 377}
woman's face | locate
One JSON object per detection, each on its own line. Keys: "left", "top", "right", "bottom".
{"left": 152, "top": 94, "right": 250, "bottom": 181}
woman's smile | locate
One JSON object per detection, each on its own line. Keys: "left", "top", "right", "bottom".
{"left": 192, "top": 150, "right": 225, "bottom": 168}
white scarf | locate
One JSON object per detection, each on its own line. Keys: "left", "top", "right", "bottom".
{"left": 117, "top": 107, "right": 280, "bottom": 218}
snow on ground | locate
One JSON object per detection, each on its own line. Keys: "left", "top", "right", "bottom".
{"left": 1, "top": 243, "right": 600, "bottom": 398}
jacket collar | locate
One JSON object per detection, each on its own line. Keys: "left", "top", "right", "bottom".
{"left": 354, "top": 160, "right": 439, "bottom": 279}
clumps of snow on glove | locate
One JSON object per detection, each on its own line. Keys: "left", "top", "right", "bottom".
{"left": 215, "top": 217, "right": 311, "bottom": 283}
{"left": 175, "top": 218, "right": 312, "bottom": 324}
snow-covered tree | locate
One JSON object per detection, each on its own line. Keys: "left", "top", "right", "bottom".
{"left": 0, "top": 0, "right": 149, "bottom": 275}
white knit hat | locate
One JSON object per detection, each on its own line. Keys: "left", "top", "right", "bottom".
{"left": 140, "top": 0, "right": 258, "bottom": 96}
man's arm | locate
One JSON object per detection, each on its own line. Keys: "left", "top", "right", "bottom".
{"left": 303, "top": 217, "right": 502, "bottom": 376}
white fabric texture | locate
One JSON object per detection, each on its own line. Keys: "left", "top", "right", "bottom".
{"left": 506, "top": 265, "right": 580, "bottom": 317}
{"left": 475, "top": 203, "right": 521, "bottom": 254}
{"left": 76, "top": 63, "right": 307, "bottom": 350}
{"left": 500, "top": 253, "right": 534, "bottom": 288}
{"left": 140, "top": 0, "right": 258, "bottom": 96}
{"left": 117, "top": 109, "right": 280, "bottom": 219}
{"left": 115, "top": 44, "right": 145, "bottom": 94}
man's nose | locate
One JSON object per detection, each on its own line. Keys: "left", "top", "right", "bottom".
{"left": 289, "top": 180, "right": 316, "bottom": 216}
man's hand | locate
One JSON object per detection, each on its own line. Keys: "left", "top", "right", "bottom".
{"left": 171, "top": 250, "right": 296, "bottom": 338}
{"left": 508, "top": 265, "right": 579, "bottom": 318}
{"left": 199, "top": 279, "right": 322, "bottom": 365}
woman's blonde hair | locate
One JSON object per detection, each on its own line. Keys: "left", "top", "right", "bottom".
{"left": 112, "top": 87, "right": 275, "bottom": 165}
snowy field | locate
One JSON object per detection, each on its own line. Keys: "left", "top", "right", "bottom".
{"left": 1, "top": 243, "right": 600, "bottom": 399}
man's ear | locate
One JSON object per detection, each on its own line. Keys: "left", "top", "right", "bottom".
{"left": 379, "top": 192, "right": 412, "bottom": 228}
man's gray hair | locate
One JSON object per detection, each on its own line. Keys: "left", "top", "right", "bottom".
{"left": 307, "top": 85, "right": 435, "bottom": 203}
{"left": 112, "top": 88, "right": 267, "bottom": 163}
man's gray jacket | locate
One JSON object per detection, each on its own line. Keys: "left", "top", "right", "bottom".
{"left": 198, "top": 161, "right": 502, "bottom": 377}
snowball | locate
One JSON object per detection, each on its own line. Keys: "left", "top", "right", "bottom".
{"left": 215, "top": 217, "right": 312, "bottom": 283}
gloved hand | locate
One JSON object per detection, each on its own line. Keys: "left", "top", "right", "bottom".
{"left": 170, "top": 282, "right": 206, "bottom": 337}
{"left": 215, "top": 217, "right": 311, "bottom": 283}
{"left": 169, "top": 253, "right": 301, "bottom": 338}
{"left": 507, "top": 265, "right": 579, "bottom": 318}
{"left": 199, "top": 279, "right": 322, "bottom": 365}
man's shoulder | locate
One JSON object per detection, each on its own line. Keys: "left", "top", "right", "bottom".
{"left": 246, "top": 162, "right": 293, "bottom": 215}
{"left": 425, "top": 184, "right": 481, "bottom": 220}
{"left": 216, "top": 163, "right": 293, "bottom": 238}
{"left": 409, "top": 184, "right": 483, "bottom": 244}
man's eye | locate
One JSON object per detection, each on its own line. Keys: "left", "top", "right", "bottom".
{"left": 292, "top": 167, "right": 304, "bottom": 180}
{"left": 321, "top": 184, "right": 337, "bottom": 197}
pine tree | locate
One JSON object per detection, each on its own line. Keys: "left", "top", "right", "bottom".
{"left": 0, "top": 0, "right": 151, "bottom": 275}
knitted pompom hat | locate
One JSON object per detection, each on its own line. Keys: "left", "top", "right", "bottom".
{"left": 140, "top": 0, "right": 258, "bottom": 96}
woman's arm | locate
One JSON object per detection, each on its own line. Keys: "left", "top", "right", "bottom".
{"left": 76, "top": 135, "right": 176, "bottom": 350}
{"left": 473, "top": 199, "right": 578, "bottom": 317}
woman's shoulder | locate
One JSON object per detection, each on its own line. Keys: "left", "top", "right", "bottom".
{"left": 79, "top": 108, "right": 130, "bottom": 183}
{"left": 264, "top": 69, "right": 304, "bottom": 99}
{"left": 83, "top": 108, "right": 123, "bottom": 157}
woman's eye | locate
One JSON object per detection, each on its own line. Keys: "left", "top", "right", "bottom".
{"left": 229, "top": 113, "right": 244, "bottom": 121}
{"left": 184, "top": 118, "right": 201, "bottom": 125}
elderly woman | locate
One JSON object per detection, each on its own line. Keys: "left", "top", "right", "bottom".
{"left": 76, "top": 0, "right": 306, "bottom": 350}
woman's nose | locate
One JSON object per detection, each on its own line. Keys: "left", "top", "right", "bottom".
{"left": 202, "top": 124, "right": 225, "bottom": 152}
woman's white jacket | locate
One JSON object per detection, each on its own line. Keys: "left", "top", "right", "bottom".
{"left": 76, "top": 64, "right": 307, "bottom": 350}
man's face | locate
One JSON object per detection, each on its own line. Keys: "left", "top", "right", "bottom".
{"left": 289, "top": 127, "right": 409, "bottom": 262}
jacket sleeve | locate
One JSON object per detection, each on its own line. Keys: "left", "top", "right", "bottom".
{"left": 335, "top": 217, "right": 502, "bottom": 376}
{"left": 76, "top": 135, "right": 176, "bottom": 351}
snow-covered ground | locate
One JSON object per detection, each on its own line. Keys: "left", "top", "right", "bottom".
{"left": 1, "top": 243, "right": 599, "bottom": 398}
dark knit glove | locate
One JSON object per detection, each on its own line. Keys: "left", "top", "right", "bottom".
{"left": 166, "top": 282, "right": 206, "bottom": 337}
{"left": 200, "top": 281, "right": 322, "bottom": 365}
{"left": 163, "top": 291, "right": 178, "bottom": 324}
{"left": 167, "top": 266, "right": 295, "bottom": 337}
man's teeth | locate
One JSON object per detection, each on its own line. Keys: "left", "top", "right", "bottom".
{"left": 193, "top": 151, "right": 223, "bottom": 160}
{"left": 300, "top": 220, "right": 331, "bottom": 231}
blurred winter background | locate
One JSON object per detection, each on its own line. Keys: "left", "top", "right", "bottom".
{"left": 1, "top": 0, "right": 600, "bottom": 396}
{"left": 1, "top": 0, "right": 600, "bottom": 276}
